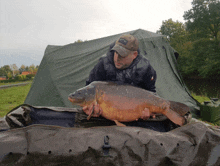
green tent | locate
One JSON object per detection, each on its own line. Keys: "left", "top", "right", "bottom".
{"left": 24, "top": 29, "right": 199, "bottom": 113}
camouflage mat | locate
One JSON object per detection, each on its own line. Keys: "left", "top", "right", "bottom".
{"left": 0, "top": 121, "right": 220, "bottom": 166}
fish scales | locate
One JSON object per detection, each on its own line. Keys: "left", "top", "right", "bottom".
{"left": 68, "top": 81, "right": 190, "bottom": 126}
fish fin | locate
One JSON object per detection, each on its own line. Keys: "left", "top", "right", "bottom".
{"left": 114, "top": 120, "right": 126, "bottom": 127}
{"left": 87, "top": 105, "right": 94, "bottom": 120}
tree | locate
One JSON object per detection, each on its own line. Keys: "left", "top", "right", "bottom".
{"left": 157, "top": 19, "right": 187, "bottom": 51}
{"left": 0, "top": 65, "right": 12, "bottom": 78}
{"left": 184, "top": 0, "right": 220, "bottom": 41}
{"left": 29, "top": 64, "right": 35, "bottom": 74}
{"left": 190, "top": 38, "right": 220, "bottom": 77}
{"left": 157, "top": 19, "right": 186, "bottom": 39}
{"left": 10, "top": 64, "right": 19, "bottom": 76}
{"left": 0, "top": 67, "right": 4, "bottom": 76}
{"left": 19, "top": 65, "right": 26, "bottom": 73}
{"left": 74, "top": 39, "right": 84, "bottom": 43}
{"left": 183, "top": 0, "right": 220, "bottom": 78}
{"left": 157, "top": 19, "right": 195, "bottom": 76}
{"left": 25, "top": 66, "right": 29, "bottom": 71}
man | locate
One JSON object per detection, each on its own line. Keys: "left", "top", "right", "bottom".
{"left": 82, "top": 34, "right": 175, "bottom": 131}
{"left": 86, "top": 34, "right": 156, "bottom": 92}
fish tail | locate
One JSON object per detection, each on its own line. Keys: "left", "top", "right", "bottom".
{"left": 165, "top": 109, "right": 186, "bottom": 126}
{"left": 169, "top": 101, "right": 190, "bottom": 116}
{"left": 163, "top": 101, "right": 190, "bottom": 126}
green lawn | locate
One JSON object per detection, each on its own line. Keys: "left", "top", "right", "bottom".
{"left": 0, "top": 81, "right": 32, "bottom": 86}
{"left": 0, "top": 84, "right": 32, "bottom": 117}
{"left": 191, "top": 93, "right": 210, "bottom": 103}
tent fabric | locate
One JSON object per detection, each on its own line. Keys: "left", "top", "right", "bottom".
{"left": 0, "top": 120, "right": 220, "bottom": 165}
{"left": 24, "top": 29, "right": 199, "bottom": 116}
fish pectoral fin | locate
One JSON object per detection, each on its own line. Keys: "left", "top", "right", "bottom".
{"left": 87, "top": 105, "right": 94, "bottom": 120}
{"left": 114, "top": 120, "right": 126, "bottom": 127}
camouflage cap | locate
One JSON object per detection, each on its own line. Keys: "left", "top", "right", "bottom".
{"left": 111, "top": 34, "right": 139, "bottom": 57}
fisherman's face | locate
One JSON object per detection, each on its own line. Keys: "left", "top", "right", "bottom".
{"left": 114, "top": 51, "right": 138, "bottom": 69}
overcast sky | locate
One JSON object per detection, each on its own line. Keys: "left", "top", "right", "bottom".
{"left": 0, "top": 0, "right": 193, "bottom": 65}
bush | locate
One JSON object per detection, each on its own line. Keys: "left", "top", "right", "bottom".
{"left": 26, "top": 74, "right": 35, "bottom": 80}
{"left": 17, "top": 75, "right": 27, "bottom": 81}
{"left": 0, "top": 74, "right": 35, "bottom": 83}
{"left": 7, "top": 73, "right": 13, "bottom": 80}
{"left": 0, "top": 79, "right": 17, "bottom": 83}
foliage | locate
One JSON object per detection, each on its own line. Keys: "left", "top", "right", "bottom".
{"left": 157, "top": 18, "right": 186, "bottom": 47}
{"left": 17, "top": 75, "right": 27, "bottom": 81}
{"left": 158, "top": 0, "right": 220, "bottom": 79}
{"left": 190, "top": 39, "right": 220, "bottom": 77}
{"left": 18, "top": 64, "right": 38, "bottom": 74}
{"left": 184, "top": 0, "right": 220, "bottom": 41}
{"left": 0, "top": 79, "right": 20, "bottom": 84}
{"left": 74, "top": 39, "right": 84, "bottom": 43}
{"left": 1, "top": 63, "right": 38, "bottom": 78}
{"left": 19, "top": 65, "right": 26, "bottom": 73}
{"left": 183, "top": 0, "right": 220, "bottom": 78}
{"left": 0, "top": 65, "right": 12, "bottom": 78}
{"left": 157, "top": 19, "right": 194, "bottom": 76}
{"left": 10, "top": 64, "right": 19, "bottom": 76}
{"left": 7, "top": 73, "right": 13, "bottom": 80}
{"left": 26, "top": 74, "right": 35, "bottom": 80}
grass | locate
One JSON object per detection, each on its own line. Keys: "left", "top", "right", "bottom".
{"left": 0, "top": 80, "right": 32, "bottom": 86}
{"left": 191, "top": 92, "right": 210, "bottom": 103}
{"left": 0, "top": 83, "right": 32, "bottom": 117}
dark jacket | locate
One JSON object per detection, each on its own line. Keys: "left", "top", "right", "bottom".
{"left": 86, "top": 43, "right": 157, "bottom": 92}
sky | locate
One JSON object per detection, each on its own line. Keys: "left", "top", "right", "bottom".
{"left": 0, "top": 0, "right": 193, "bottom": 67}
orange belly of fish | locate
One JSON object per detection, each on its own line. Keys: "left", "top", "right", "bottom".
{"left": 98, "top": 95, "right": 160, "bottom": 122}
{"left": 100, "top": 103, "right": 142, "bottom": 122}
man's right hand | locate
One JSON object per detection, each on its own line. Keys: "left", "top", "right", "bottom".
{"left": 139, "top": 108, "right": 157, "bottom": 120}
{"left": 82, "top": 102, "right": 103, "bottom": 119}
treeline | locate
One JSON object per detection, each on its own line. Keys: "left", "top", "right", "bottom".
{"left": 0, "top": 64, "right": 38, "bottom": 82}
{"left": 157, "top": 0, "right": 220, "bottom": 79}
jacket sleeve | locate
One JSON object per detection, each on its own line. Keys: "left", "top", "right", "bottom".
{"left": 143, "top": 64, "right": 157, "bottom": 93}
{"left": 86, "top": 58, "right": 106, "bottom": 85}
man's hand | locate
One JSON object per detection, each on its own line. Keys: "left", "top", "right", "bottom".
{"left": 82, "top": 102, "right": 103, "bottom": 119}
{"left": 139, "top": 108, "right": 157, "bottom": 120}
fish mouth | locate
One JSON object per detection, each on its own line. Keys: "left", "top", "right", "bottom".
{"left": 68, "top": 96, "right": 85, "bottom": 104}
{"left": 68, "top": 97, "right": 75, "bottom": 103}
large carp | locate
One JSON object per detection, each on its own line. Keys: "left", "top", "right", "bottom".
{"left": 68, "top": 81, "right": 190, "bottom": 126}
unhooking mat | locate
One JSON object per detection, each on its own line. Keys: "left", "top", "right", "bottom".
{"left": 0, "top": 105, "right": 220, "bottom": 166}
